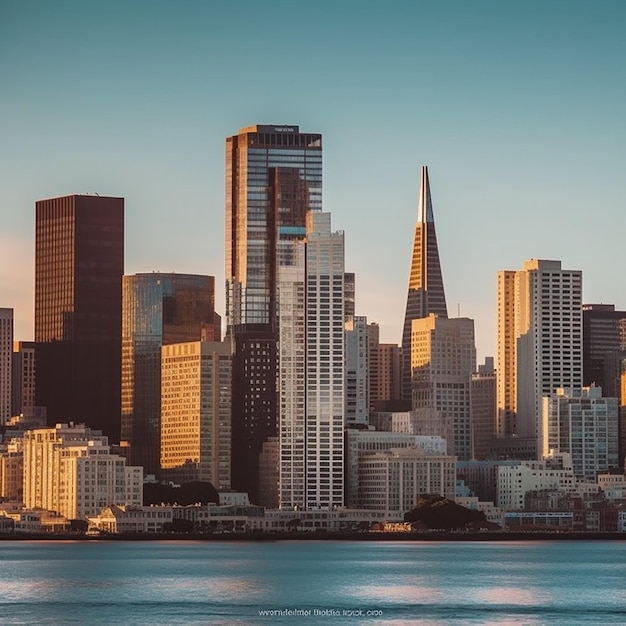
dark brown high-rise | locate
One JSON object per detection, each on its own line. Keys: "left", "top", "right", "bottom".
{"left": 35, "top": 194, "right": 124, "bottom": 442}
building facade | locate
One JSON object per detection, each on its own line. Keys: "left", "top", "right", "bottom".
{"left": 121, "top": 272, "right": 218, "bottom": 475}
{"left": 359, "top": 448, "right": 456, "bottom": 515}
{"left": 411, "top": 315, "right": 476, "bottom": 460}
{"left": 400, "top": 166, "right": 448, "bottom": 404}
{"left": 471, "top": 358, "right": 497, "bottom": 460}
{"left": 543, "top": 386, "right": 619, "bottom": 480}
{"left": 277, "top": 212, "right": 345, "bottom": 510}
{"left": 23, "top": 423, "right": 142, "bottom": 519}
{"left": 345, "top": 429, "right": 447, "bottom": 508}
{"left": 35, "top": 195, "right": 124, "bottom": 442}
{"left": 497, "top": 259, "right": 583, "bottom": 453}
{"left": 11, "top": 341, "right": 35, "bottom": 419}
{"left": 225, "top": 124, "right": 322, "bottom": 503}
{"left": 160, "top": 340, "right": 231, "bottom": 488}
{"left": 0, "top": 308, "right": 12, "bottom": 425}
{"left": 345, "top": 316, "right": 369, "bottom": 426}
{"left": 582, "top": 304, "right": 626, "bottom": 390}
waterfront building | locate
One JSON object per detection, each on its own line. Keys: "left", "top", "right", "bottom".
{"left": 345, "top": 428, "right": 447, "bottom": 508}
{"left": 121, "top": 272, "right": 219, "bottom": 475}
{"left": 496, "top": 459, "right": 576, "bottom": 510}
{"left": 0, "top": 309, "right": 13, "bottom": 426}
{"left": 160, "top": 340, "right": 231, "bottom": 488}
{"left": 226, "top": 124, "right": 322, "bottom": 503}
{"left": 497, "top": 259, "right": 582, "bottom": 453}
{"left": 359, "top": 447, "right": 457, "bottom": 515}
{"left": 400, "top": 166, "right": 448, "bottom": 404}
{"left": 0, "top": 439, "right": 23, "bottom": 501}
{"left": 542, "top": 386, "right": 619, "bottom": 480}
{"left": 410, "top": 315, "right": 476, "bottom": 460}
{"left": 23, "top": 423, "right": 142, "bottom": 520}
{"left": 345, "top": 316, "right": 369, "bottom": 426}
{"left": 11, "top": 341, "right": 35, "bottom": 419}
{"left": 258, "top": 437, "right": 279, "bottom": 508}
{"left": 35, "top": 195, "right": 124, "bottom": 442}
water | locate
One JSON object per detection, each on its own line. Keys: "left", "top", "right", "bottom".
{"left": 0, "top": 539, "right": 625, "bottom": 625}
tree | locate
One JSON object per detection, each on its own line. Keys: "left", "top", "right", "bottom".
{"left": 404, "top": 494, "right": 487, "bottom": 530}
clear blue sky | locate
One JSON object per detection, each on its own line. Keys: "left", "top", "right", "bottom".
{"left": 2, "top": 0, "right": 625, "bottom": 360}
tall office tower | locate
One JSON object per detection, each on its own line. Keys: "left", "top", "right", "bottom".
{"left": 277, "top": 212, "right": 345, "bottom": 510}
{"left": 411, "top": 314, "right": 476, "bottom": 461}
{"left": 160, "top": 341, "right": 231, "bottom": 488}
{"left": 121, "top": 273, "right": 218, "bottom": 476}
{"left": 401, "top": 166, "right": 448, "bottom": 404}
{"left": 35, "top": 195, "right": 124, "bottom": 442}
{"left": 0, "top": 309, "right": 13, "bottom": 425}
{"left": 304, "top": 212, "right": 345, "bottom": 509}
{"left": 345, "top": 316, "right": 369, "bottom": 426}
{"left": 23, "top": 423, "right": 142, "bottom": 520}
{"left": 226, "top": 124, "right": 322, "bottom": 503}
{"left": 497, "top": 260, "right": 583, "bottom": 453}
{"left": 11, "top": 341, "right": 35, "bottom": 418}
{"left": 582, "top": 304, "right": 626, "bottom": 389}
{"left": 471, "top": 357, "right": 497, "bottom": 460}
{"left": 542, "top": 386, "right": 619, "bottom": 480}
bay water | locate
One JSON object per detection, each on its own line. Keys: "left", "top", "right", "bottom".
{"left": 0, "top": 539, "right": 625, "bottom": 624}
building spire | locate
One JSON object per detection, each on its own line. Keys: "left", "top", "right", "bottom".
{"left": 417, "top": 165, "right": 434, "bottom": 225}
{"left": 400, "top": 166, "right": 448, "bottom": 404}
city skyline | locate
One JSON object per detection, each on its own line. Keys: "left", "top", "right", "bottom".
{"left": 2, "top": 1, "right": 626, "bottom": 361}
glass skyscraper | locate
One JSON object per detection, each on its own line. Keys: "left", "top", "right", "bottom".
{"left": 225, "top": 124, "right": 322, "bottom": 503}
{"left": 121, "top": 273, "right": 219, "bottom": 476}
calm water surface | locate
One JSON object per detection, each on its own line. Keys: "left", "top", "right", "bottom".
{"left": 0, "top": 539, "right": 625, "bottom": 625}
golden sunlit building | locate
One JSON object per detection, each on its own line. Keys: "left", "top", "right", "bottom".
{"left": 410, "top": 314, "right": 476, "bottom": 460}
{"left": 497, "top": 259, "right": 582, "bottom": 456}
{"left": 160, "top": 341, "right": 231, "bottom": 489}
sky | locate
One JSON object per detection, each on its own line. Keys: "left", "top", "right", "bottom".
{"left": 1, "top": 0, "right": 625, "bottom": 361}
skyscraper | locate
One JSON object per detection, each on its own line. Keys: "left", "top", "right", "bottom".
{"left": 225, "top": 124, "right": 322, "bottom": 503}
{"left": 35, "top": 195, "right": 124, "bottom": 442}
{"left": 278, "top": 212, "right": 345, "bottom": 510}
{"left": 0, "top": 308, "right": 13, "bottom": 425}
{"left": 121, "top": 272, "right": 219, "bottom": 476}
{"left": 401, "top": 166, "right": 448, "bottom": 404}
{"left": 497, "top": 259, "right": 583, "bottom": 454}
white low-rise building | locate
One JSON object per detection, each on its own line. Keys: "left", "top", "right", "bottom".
{"left": 23, "top": 423, "right": 143, "bottom": 520}
{"left": 359, "top": 447, "right": 456, "bottom": 516}
{"left": 497, "top": 461, "right": 577, "bottom": 510}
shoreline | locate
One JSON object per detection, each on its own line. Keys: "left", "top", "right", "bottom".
{"left": 1, "top": 530, "right": 625, "bottom": 542}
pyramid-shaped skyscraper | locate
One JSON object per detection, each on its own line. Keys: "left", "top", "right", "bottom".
{"left": 401, "top": 166, "right": 448, "bottom": 403}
